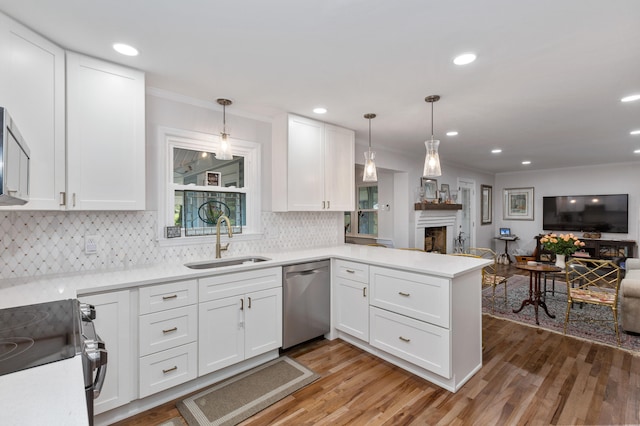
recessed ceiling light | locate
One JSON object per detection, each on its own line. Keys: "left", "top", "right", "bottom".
{"left": 313, "top": 107, "right": 327, "bottom": 114}
{"left": 113, "top": 43, "right": 139, "bottom": 56}
{"left": 621, "top": 94, "right": 640, "bottom": 103}
{"left": 453, "top": 53, "right": 477, "bottom": 65}
{"left": 491, "top": 149, "right": 502, "bottom": 154}
{"left": 446, "top": 131, "right": 458, "bottom": 136}
{"left": 631, "top": 130, "right": 640, "bottom": 135}
{"left": 635, "top": 149, "right": 640, "bottom": 154}
{"left": 522, "top": 161, "right": 531, "bottom": 165}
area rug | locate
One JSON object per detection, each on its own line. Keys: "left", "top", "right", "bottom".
{"left": 177, "top": 356, "right": 319, "bottom": 426}
{"left": 483, "top": 274, "right": 640, "bottom": 352}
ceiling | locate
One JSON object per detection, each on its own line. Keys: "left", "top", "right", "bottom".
{"left": 1, "top": 0, "right": 639, "bottom": 174}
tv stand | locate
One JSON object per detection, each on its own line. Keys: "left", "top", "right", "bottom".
{"left": 535, "top": 236, "right": 637, "bottom": 263}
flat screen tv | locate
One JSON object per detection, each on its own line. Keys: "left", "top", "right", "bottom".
{"left": 542, "top": 194, "right": 628, "bottom": 233}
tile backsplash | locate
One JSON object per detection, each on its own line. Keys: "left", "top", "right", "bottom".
{"left": 0, "top": 210, "right": 343, "bottom": 279}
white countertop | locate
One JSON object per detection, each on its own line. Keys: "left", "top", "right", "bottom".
{"left": 0, "top": 356, "right": 88, "bottom": 426}
{"left": 0, "top": 244, "right": 489, "bottom": 310}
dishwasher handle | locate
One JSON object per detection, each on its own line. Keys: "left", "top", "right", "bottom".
{"left": 283, "top": 260, "right": 330, "bottom": 277}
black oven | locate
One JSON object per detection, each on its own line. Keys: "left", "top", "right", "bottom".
{"left": 0, "top": 299, "right": 107, "bottom": 425}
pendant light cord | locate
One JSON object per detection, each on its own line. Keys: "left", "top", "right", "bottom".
{"left": 431, "top": 101, "right": 434, "bottom": 140}
{"left": 368, "top": 117, "right": 372, "bottom": 149}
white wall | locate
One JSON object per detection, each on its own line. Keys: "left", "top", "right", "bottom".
{"left": 495, "top": 162, "right": 640, "bottom": 256}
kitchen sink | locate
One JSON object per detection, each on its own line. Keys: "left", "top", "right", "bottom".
{"left": 184, "top": 256, "right": 271, "bottom": 269}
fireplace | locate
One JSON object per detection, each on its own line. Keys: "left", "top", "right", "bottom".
{"left": 414, "top": 210, "right": 458, "bottom": 253}
{"left": 425, "top": 226, "right": 446, "bottom": 253}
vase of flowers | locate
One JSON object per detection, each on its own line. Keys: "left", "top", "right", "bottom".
{"left": 539, "top": 233, "right": 586, "bottom": 269}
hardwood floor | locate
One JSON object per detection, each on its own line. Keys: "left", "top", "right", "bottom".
{"left": 114, "top": 264, "right": 640, "bottom": 426}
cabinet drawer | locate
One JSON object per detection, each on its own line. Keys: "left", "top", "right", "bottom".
{"left": 139, "top": 342, "right": 197, "bottom": 398}
{"left": 370, "top": 307, "right": 450, "bottom": 379}
{"left": 139, "top": 305, "right": 197, "bottom": 357}
{"left": 139, "top": 279, "right": 197, "bottom": 314}
{"left": 370, "top": 266, "right": 450, "bottom": 328}
{"left": 334, "top": 259, "right": 369, "bottom": 283}
{"left": 199, "top": 267, "right": 282, "bottom": 302}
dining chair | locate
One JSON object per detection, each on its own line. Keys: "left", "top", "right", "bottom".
{"left": 465, "top": 247, "right": 508, "bottom": 313}
{"left": 564, "top": 258, "right": 622, "bottom": 346}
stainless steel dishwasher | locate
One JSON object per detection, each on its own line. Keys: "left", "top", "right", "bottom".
{"left": 282, "top": 259, "right": 331, "bottom": 349}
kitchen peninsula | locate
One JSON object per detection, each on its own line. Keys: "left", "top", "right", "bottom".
{"left": 0, "top": 244, "right": 489, "bottom": 426}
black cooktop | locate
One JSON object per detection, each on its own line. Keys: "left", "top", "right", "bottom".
{"left": 0, "top": 299, "right": 81, "bottom": 376}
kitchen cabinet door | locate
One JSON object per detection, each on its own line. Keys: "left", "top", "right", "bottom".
{"left": 198, "top": 296, "right": 244, "bottom": 376}
{"left": 334, "top": 277, "right": 369, "bottom": 341}
{"left": 244, "top": 287, "right": 282, "bottom": 359}
{"left": 79, "top": 290, "right": 133, "bottom": 414}
{"left": 0, "top": 12, "right": 66, "bottom": 210}
{"left": 66, "top": 52, "right": 145, "bottom": 210}
{"left": 286, "top": 115, "right": 325, "bottom": 211}
{"left": 324, "top": 123, "right": 355, "bottom": 211}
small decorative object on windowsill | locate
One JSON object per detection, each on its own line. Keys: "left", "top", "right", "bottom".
{"left": 539, "top": 233, "right": 586, "bottom": 269}
{"left": 583, "top": 232, "right": 601, "bottom": 239}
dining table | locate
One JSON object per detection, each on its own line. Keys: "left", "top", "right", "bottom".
{"left": 513, "top": 263, "right": 562, "bottom": 324}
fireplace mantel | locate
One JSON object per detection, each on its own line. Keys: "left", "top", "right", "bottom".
{"left": 414, "top": 203, "right": 462, "bottom": 211}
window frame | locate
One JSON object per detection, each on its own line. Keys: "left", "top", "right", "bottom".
{"left": 157, "top": 126, "right": 261, "bottom": 245}
{"left": 346, "top": 181, "right": 379, "bottom": 238}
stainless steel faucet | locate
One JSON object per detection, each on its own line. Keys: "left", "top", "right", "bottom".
{"left": 215, "top": 215, "right": 233, "bottom": 258}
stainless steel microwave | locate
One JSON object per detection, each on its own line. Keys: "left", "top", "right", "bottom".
{"left": 0, "top": 107, "right": 30, "bottom": 205}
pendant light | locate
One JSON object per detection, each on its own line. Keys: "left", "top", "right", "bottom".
{"left": 423, "top": 95, "right": 442, "bottom": 177}
{"left": 363, "top": 113, "right": 378, "bottom": 182}
{"left": 216, "top": 98, "right": 233, "bottom": 160}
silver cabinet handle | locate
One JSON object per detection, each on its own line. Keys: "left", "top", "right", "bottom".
{"left": 248, "top": 297, "right": 252, "bottom": 309}
{"left": 240, "top": 298, "right": 244, "bottom": 310}
{"left": 399, "top": 292, "right": 410, "bottom": 297}
{"left": 72, "top": 193, "right": 76, "bottom": 207}
{"left": 162, "top": 366, "right": 177, "bottom": 374}
{"left": 322, "top": 201, "right": 326, "bottom": 209}
{"left": 327, "top": 200, "right": 330, "bottom": 209}
{"left": 59, "top": 192, "right": 66, "bottom": 206}
{"left": 346, "top": 269, "right": 355, "bottom": 274}
{"left": 162, "top": 327, "right": 177, "bottom": 334}
{"left": 363, "top": 287, "right": 367, "bottom": 297}
{"left": 162, "top": 294, "right": 178, "bottom": 300}
{"left": 399, "top": 336, "right": 411, "bottom": 343}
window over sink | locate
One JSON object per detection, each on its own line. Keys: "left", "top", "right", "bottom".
{"left": 158, "top": 127, "right": 261, "bottom": 242}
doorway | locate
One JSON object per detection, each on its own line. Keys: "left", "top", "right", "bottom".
{"left": 458, "top": 178, "right": 476, "bottom": 251}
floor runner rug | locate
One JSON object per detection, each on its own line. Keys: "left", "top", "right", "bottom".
{"left": 177, "top": 356, "right": 319, "bottom": 426}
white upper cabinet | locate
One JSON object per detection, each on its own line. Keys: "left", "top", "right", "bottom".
{"left": 272, "top": 114, "right": 355, "bottom": 211}
{"left": 0, "top": 12, "right": 66, "bottom": 209}
{"left": 66, "top": 52, "right": 145, "bottom": 210}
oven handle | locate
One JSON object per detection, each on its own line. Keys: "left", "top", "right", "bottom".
{"left": 93, "top": 340, "right": 108, "bottom": 399}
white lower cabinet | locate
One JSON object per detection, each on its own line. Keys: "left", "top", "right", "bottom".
{"left": 138, "top": 280, "right": 198, "bottom": 398}
{"left": 78, "top": 290, "right": 132, "bottom": 415}
{"left": 198, "top": 268, "right": 283, "bottom": 376}
{"left": 333, "top": 259, "right": 369, "bottom": 341}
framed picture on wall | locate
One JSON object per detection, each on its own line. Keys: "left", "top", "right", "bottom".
{"left": 503, "top": 187, "right": 534, "bottom": 220}
{"left": 421, "top": 178, "right": 438, "bottom": 200}
{"left": 481, "top": 185, "right": 492, "bottom": 224}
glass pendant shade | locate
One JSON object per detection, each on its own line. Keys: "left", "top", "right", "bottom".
{"left": 423, "top": 95, "right": 442, "bottom": 177}
{"left": 363, "top": 150, "right": 378, "bottom": 182}
{"left": 216, "top": 98, "right": 233, "bottom": 160}
{"left": 363, "top": 113, "right": 378, "bottom": 182}
{"left": 217, "top": 132, "right": 233, "bottom": 160}
{"left": 423, "top": 138, "right": 441, "bottom": 177}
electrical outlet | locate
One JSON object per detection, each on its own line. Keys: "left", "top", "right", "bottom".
{"left": 85, "top": 235, "right": 97, "bottom": 254}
